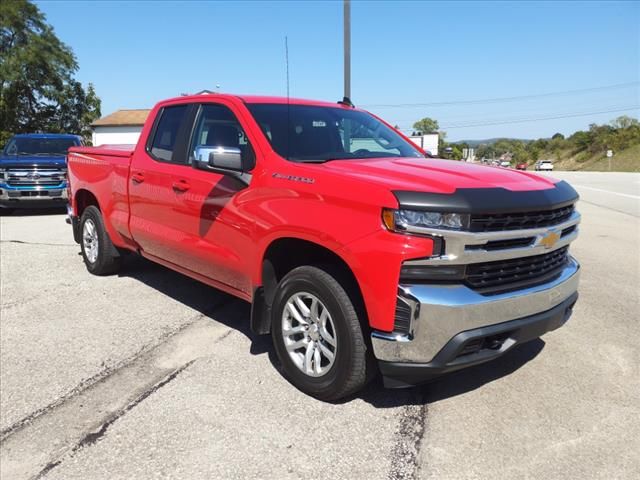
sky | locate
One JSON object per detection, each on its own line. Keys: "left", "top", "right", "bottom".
{"left": 36, "top": 0, "right": 639, "bottom": 141}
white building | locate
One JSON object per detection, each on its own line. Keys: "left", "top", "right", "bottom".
{"left": 91, "top": 109, "right": 150, "bottom": 146}
{"left": 408, "top": 133, "right": 439, "bottom": 156}
{"left": 462, "top": 147, "right": 476, "bottom": 162}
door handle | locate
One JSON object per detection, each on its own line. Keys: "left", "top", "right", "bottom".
{"left": 131, "top": 173, "right": 145, "bottom": 184}
{"left": 172, "top": 180, "right": 190, "bottom": 192}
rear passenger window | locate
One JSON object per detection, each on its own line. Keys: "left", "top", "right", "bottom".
{"left": 149, "top": 105, "right": 189, "bottom": 162}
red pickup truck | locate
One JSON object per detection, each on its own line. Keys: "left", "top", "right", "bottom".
{"left": 67, "top": 94, "right": 580, "bottom": 400}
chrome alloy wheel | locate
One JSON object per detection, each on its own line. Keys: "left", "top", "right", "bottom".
{"left": 82, "top": 219, "right": 99, "bottom": 264}
{"left": 282, "top": 292, "right": 338, "bottom": 377}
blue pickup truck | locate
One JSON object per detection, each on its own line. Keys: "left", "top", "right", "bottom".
{"left": 0, "top": 133, "right": 82, "bottom": 212}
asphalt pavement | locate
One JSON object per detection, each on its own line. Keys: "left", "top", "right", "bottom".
{"left": 0, "top": 171, "right": 638, "bottom": 480}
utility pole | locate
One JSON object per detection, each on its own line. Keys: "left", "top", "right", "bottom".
{"left": 343, "top": 0, "right": 351, "bottom": 102}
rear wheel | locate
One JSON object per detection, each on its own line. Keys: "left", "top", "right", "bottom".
{"left": 271, "top": 266, "right": 370, "bottom": 401}
{"left": 80, "top": 206, "right": 121, "bottom": 275}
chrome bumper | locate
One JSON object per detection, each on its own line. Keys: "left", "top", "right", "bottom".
{"left": 0, "top": 185, "right": 67, "bottom": 202}
{"left": 371, "top": 256, "right": 580, "bottom": 363}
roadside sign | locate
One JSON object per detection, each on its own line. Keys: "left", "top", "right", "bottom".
{"left": 606, "top": 149, "right": 613, "bottom": 158}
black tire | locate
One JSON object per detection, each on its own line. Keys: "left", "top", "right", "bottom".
{"left": 271, "top": 266, "right": 370, "bottom": 401}
{"left": 79, "top": 206, "right": 121, "bottom": 275}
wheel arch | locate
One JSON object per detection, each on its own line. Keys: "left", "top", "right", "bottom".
{"left": 251, "top": 237, "right": 368, "bottom": 336}
{"left": 75, "top": 189, "right": 100, "bottom": 216}
{"left": 70, "top": 189, "right": 100, "bottom": 244}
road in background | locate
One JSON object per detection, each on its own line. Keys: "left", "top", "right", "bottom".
{"left": 418, "top": 171, "right": 639, "bottom": 479}
{"left": 540, "top": 171, "right": 639, "bottom": 217}
{"left": 0, "top": 172, "right": 638, "bottom": 480}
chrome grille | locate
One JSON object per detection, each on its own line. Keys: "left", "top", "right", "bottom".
{"left": 4, "top": 168, "right": 66, "bottom": 187}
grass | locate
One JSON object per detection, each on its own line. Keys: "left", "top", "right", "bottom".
{"left": 552, "top": 143, "right": 640, "bottom": 172}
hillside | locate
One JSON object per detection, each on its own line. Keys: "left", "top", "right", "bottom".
{"left": 550, "top": 143, "right": 640, "bottom": 172}
{"left": 454, "top": 138, "right": 532, "bottom": 147}
{"left": 452, "top": 116, "right": 640, "bottom": 172}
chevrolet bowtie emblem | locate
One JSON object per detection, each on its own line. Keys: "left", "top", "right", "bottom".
{"left": 539, "top": 230, "right": 561, "bottom": 249}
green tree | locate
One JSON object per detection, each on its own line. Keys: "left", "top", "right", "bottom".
{"left": 437, "top": 130, "right": 448, "bottom": 154}
{"left": 611, "top": 115, "right": 639, "bottom": 129}
{"left": 476, "top": 143, "right": 495, "bottom": 160}
{"left": 450, "top": 145, "right": 463, "bottom": 160}
{"left": 0, "top": 0, "right": 101, "bottom": 145}
{"left": 413, "top": 117, "right": 439, "bottom": 134}
{"left": 569, "top": 130, "right": 590, "bottom": 151}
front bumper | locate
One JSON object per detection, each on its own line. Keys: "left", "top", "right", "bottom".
{"left": 0, "top": 182, "right": 68, "bottom": 208}
{"left": 371, "top": 257, "right": 580, "bottom": 386}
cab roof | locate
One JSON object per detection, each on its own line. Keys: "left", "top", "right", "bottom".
{"left": 162, "top": 93, "right": 356, "bottom": 109}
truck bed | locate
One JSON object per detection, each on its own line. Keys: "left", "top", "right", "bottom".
{"left": 67, "top": 144, "right": 136, "bottom": 249}
{"left": 70, "top": 144, "right": 136, "bottom": 157}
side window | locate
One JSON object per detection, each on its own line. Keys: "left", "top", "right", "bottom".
{"left": 148, "top": 105, "right": 189, "bottom": 162}
{"left": 189, "top": 104, "right": 255, "bottom": 170}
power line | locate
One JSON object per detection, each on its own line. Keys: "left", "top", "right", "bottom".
{"left": 362, "top": 81, "right": 639, "bottom": 108}
{"left": 396, "top": 105, "right": 640, "bottom": 131}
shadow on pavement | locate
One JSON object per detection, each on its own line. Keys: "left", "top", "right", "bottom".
{"left": 116, "top": 254, "right": 545, "bottom": 407}
{"left": 355, "top": 338, "right": 545, "bottom": 408}
{"left": 118, "top": 254, "right": 276, "bottom": 355}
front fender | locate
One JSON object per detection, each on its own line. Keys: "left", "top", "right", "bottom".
{"left": 338, "top": 229, "right": 436, "bottom": 332}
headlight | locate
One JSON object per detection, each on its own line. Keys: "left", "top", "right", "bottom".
{"left": 382, "top": 208, "right": 469, "bottom": 232}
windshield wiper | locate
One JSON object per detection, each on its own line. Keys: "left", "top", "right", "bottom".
{"left": 291, "top": 159, "right": 330, "bottom": 164}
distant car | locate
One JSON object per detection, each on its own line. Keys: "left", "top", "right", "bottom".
{"left": 499, "top": 161, "right": 511, "bottom": 168}
{"left": 536, "top": 160, "right": 554, "bottom": 171}
{"left": 516, "top": 163, "right": 527, "bottom": 170}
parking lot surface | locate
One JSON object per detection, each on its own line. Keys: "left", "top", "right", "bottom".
{"left": 1, "top": 171, "right": 638, "bottom": 480}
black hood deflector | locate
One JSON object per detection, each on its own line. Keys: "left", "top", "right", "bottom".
{"left": 393, "top": 180, "right": 579, "bottom": 214}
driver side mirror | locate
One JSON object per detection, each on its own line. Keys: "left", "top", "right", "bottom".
{"left": 194, "top": 146, "right": 243, "bottom": 173}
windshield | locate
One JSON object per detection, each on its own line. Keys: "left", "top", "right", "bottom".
{"left": 3, "top": 137, "right": 78, "bottom": 157}
{"left": 246, "top": 104, "right": 424, "bottom": 163}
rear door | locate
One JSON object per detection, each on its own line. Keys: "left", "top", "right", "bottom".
{"left": 128, "top": 103, "right": 199, "bottom": 263}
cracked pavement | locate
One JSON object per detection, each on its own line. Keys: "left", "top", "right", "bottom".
{"left": 1, "top": 172, "right": 639, "bottom": 480}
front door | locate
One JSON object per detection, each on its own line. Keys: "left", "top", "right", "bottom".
{"left": 169, "top": 102, "right": 257, "bottom": 295}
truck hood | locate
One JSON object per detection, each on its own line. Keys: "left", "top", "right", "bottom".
{"left": 322, "top": 157, "right": 556, "bottom": 194}
{"left": 0, "top": 155, "right": 67, "bottom": 169}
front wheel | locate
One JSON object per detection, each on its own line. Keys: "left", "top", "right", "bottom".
{"left": 271, "top": 266, "right": 371, "bottom": 401}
